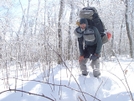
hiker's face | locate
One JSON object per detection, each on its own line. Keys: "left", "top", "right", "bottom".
{"left": 80, "top": 24, "right": 86, "bottom": 29}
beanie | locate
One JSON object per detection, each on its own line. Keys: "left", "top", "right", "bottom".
{"left": 80, "top": 18, "right": 87, "bottom": 24}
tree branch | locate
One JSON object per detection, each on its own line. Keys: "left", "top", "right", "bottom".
{"left": 0, "top": 89, "right": 54, "bottom": 101}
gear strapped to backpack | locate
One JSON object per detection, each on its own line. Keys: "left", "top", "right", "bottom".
{"left": 79, "top": 7, "right": 111, "bottom": 44}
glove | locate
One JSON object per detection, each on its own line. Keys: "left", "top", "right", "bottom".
{"left": 90, "top": 54, "right": 100, "bottom": 61}
{"left": 79, "top": 56, "right": 84, "bottom": 62}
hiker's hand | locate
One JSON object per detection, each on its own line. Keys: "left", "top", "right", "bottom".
{"left": 79, "top": 56, "right": 84, "bottom": 62}
{"left": 90, "top": 54, "right": 100, "bottom": 61}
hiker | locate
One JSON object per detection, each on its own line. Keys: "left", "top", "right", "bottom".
{"left": 74, "top": 18, "right": 102, "bottom": 77}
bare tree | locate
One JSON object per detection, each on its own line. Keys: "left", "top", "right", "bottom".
{"left": 67, "top": 0, "right": 74, "bottom": 60}
{"left": 57, "top": 0, "right": 65, "bottom": 64}
{"left": 124, "top": 0, "right": 134, "bottom": 58}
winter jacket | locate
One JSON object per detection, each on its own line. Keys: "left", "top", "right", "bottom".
{"left": 75, "top": 26, "right": 102, "bottom": 56}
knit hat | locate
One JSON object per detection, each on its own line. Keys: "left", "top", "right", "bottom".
{"left": 80, "top": 18, "right": 87, "bottom": 24}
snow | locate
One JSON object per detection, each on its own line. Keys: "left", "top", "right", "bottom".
{"left": 0, "top": 57, "right": 134, "bottom": 101}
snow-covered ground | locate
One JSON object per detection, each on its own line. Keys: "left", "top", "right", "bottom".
{"left": 0, "top": 57, "right": 134, "bottom": 101}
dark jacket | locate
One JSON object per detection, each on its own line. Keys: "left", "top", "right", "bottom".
{"left": 75, "top": 26, "right": 102, "bottom": 56}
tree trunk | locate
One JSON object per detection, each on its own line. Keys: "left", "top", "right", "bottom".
{"left": 33, "top": 0, "right": 40, "bottom": 35}
{"left": 119, "top": 18, "right": 124, "bottom": 55}
{"left": 125, "top": 0, "right": 134, "bottom": 58}
{"left": 111, "top": 22, "right": 115, "bottom": 56}
{"left": 58, "top": 0, "right": 64, "bottom": 64}
{"left": 87, "top": 0, "right": 89, "bottom": 7}
{"left": 67, "top": 1, "right": 74, "bottom": 60}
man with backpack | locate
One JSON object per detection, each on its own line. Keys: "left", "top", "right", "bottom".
{"left": 74, "top": 7, "right": 112, "bottom": 77}
{"left": 74, "top": 18, "right": 102, "bottom": 77}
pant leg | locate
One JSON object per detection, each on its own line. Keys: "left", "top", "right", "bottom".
{"left": 79, "top": 58, "right": 88, "bottom": 75}
{"left": 91, "top": 59, "right": 101, "bottom": 77}
{"left": 91, "top": 59, "right": 100, "bottom": 69}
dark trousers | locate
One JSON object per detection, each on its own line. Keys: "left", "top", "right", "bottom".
{"left": 84, "top": 44, "right": 97, "bottom": 58}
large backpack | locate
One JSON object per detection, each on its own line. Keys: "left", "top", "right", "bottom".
{"left": 79, "top": 7, "right": 111, "bottom": 44}
{"left": 79, "top": 7, "right": 105, "bottom": 36}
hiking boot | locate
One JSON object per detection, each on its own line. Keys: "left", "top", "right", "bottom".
{"left": 82, "top": 73, "right": 88, "bottom": 76}
{"left": 93, "top": 69, "right": 101, "bottom": 77}
{"left": 82, "top": 71, "right": 88, "bottom": 76}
